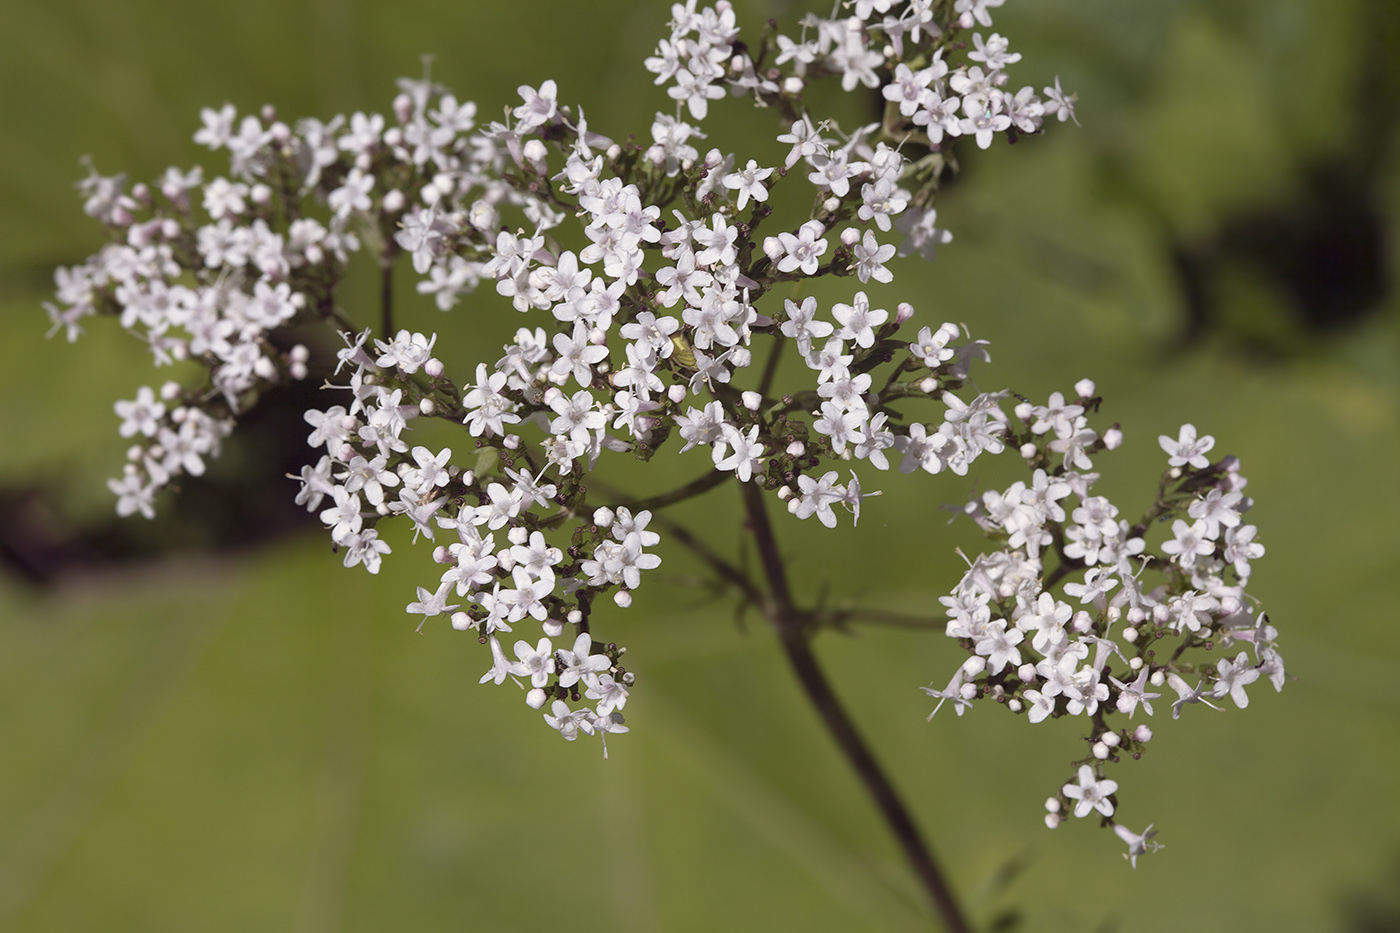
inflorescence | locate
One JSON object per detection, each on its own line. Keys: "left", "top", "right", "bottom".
{"left": 46, "top": 0, "right": 1279, "bottom": 863}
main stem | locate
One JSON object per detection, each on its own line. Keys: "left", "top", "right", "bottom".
{"left": 739, "top": 483, "right": 970, "bottom": 933}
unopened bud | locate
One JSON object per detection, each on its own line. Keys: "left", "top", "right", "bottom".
{"left": 522, "top": 138, "right": 548, "bottom": 170}
{"left": 468, "top": 200, "right": 499, "bottom": 232}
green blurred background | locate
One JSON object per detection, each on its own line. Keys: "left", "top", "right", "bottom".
{"left": 2, "top": 0, "right": 1398, "bottom": 930}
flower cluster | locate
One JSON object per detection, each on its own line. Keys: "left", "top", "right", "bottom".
{"left": 926, "top": 400, "right": 1281, "bottom": 866}
{"left": 46, "top": 0, "right": 1277, "bottom": 862}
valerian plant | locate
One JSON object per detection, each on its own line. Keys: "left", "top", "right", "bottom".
{"left": 45, "top": 0, "right": 1282, "bottom": 927}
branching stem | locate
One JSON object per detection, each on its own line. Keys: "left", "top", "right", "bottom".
{"left": 739, "top": 483, "right": 969, "bottom": 933}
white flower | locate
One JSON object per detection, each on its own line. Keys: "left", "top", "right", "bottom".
{"left": 1212, "top": 652, "right": 1261, "bottom": 708}
{"left": 721, "top": 159, "right": 773, "bottom": 211}
{"left": 1161, "top": 519, "right": 1214, "bottom": 570}
{"left": 765, "top": 220, "right": 828, "bottom": 276}
{"left": 1114, "top": 823, "right": 1162, "bottom": 868}
{"left": 1062, "top": 765, "right": 1117, "bottom": 818}
{"left": 510, "top": 637, "right": 556, "bottom": 688}
{"left": 714, "top": 423, "right": 764, "bottom": 482}
{"left": 831, "top": 291, "right": 888, "bottom": 348}
{"left": 850, "top": 229, "right": 896, "bottom": 283}
{"left": 1159, "top": 423, "right": 1215, "bottom": 469}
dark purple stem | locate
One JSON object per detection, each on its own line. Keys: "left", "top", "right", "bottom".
{"left": 739, "top": 482, "right": 970, "bottom": 933}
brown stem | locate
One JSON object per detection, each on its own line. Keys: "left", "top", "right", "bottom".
{"left": 379, "top": 261, "right": 394, "bottom": 339}
{"left": 739, "top": 483, "right": 970, "bottom": 933}
{"left": 609, "top": 469, "right": 732, "bottom": 513}
{"left": 758, "top": 332, "right": 787, "bottom": 399}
